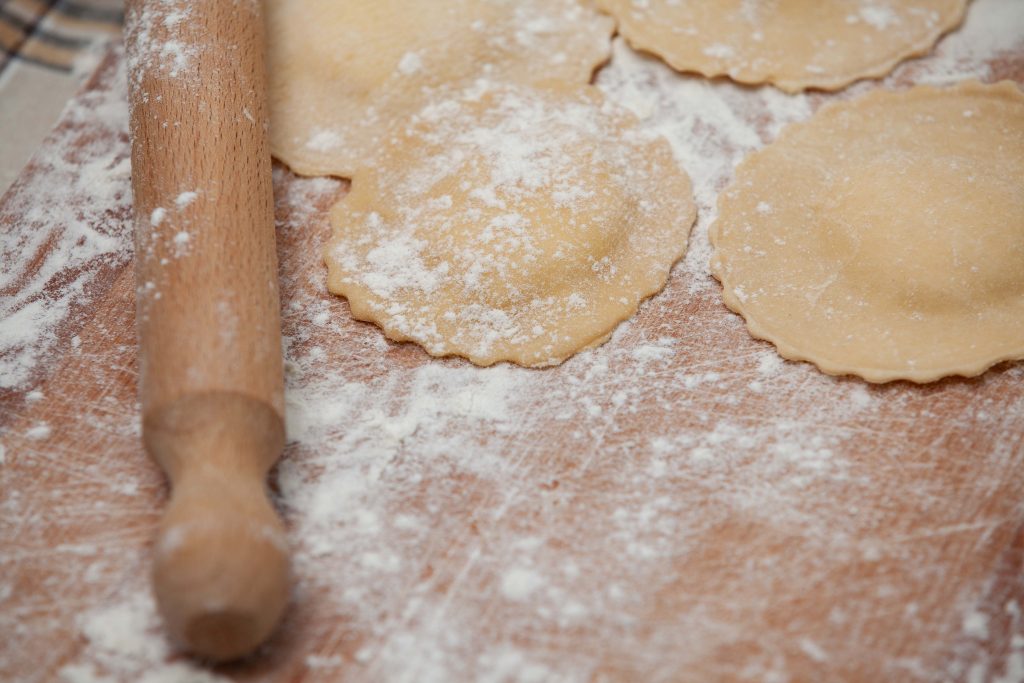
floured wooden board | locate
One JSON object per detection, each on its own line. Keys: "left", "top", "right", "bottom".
{"left": 1, "top": 2, "right": 1023, "bottom": 681}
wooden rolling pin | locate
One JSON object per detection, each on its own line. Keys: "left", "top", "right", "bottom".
{"left": 125, "top": 0, "right": 289, "bottom": 661}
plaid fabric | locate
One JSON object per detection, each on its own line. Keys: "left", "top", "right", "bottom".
{"left": 0, "top": 0, "right": 123, "bottom": 194}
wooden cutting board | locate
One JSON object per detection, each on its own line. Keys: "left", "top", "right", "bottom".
{"left": 2, "top": 4, "right": 1023, "bottom": 681}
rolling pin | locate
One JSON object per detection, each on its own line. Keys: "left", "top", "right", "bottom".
{"left": 125, "top": 0, "right": 289, "bottom": 661}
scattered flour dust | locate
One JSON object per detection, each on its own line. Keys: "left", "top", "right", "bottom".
{"left": 8, "top": 0, "right": 1024, "bottom": 681}
{"left": 500, "top": 567, "right": 546, "bottom": 601}
{"left": 305, "top": 128, "right": 343, "bottom": 152}
{"left": 397, "top": 51, "right": 424, "bottom": 76}
{"left": 59, "top": 592, "right": 228, "bottom": 683}
{"left": 24, "top": 422, "right": 52, "bottom": 441}
{"left": 853, "top": 4, "right": 902, "bottom": 31}
{"left": 174, "top": 191, "right": 198, "bottom": 208}
{"left": 0, "top": 52, "right": 131, "bottom": 390}
{"left": 123, "top": 1, "right": 197, "bottom": 84}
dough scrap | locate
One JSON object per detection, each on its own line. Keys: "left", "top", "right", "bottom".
{"left": 710, "top": 81, "right": 1024, "bottom": 383}
{"left": 266, "top": 0, "right": 615, "bottom": 178}
{"left": 595, "top": 0, "right": 967, "bottom": 92}
{"left": 325, "top": 82, "right": 696, "bottom": 367}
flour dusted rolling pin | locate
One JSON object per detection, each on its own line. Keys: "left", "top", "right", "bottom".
{"left": 125, "top": 0, "right": 289, "bottom": 661}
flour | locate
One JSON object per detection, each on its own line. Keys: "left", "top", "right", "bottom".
{"left": 81, "top": 595, "right": 165, "bottom": 662}
{"left": 24, "top": 423, "right": 52, "bottom": 441}
{"left": 965, "top": 610, "right": 991, "bottom": 639}
{"left": 174, "top": 191, "right": 197, "bottom": 208}
{"left": 172, "top": 231, "right": 190, "bottom": 249}
{"left": 798, "top": 637, "right": 830, "bottom": 663}
{"left": 856, "top": 5, "right": 901, "bottom": 31}
{"left": 8, "top": 0, "right": 1024, "bottom": 681}
{"left": 997, "top": 654, "right": 1024, "bottom": 683}
{"left": 305, "top": 128, "right": 343, "bottom": 153}
{"left": 59, "top": 593, "right": 229, "bottom": 683}
{"left": 124, "top": 1, "right": 196, "bottom": 86}
{"left": 0, "top": 55, "right": 131, "bottom": 390}
{"left": 397, "top": 51, "right": 424, "bottom": 76}
{"left": 500, "top": 567, "right": 545, "bottom": 601}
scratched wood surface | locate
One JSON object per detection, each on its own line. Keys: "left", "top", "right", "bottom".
{"left": 2, "top": 4, "right": 1024, "bottom": 682}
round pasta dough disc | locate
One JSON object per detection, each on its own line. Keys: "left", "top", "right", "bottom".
{"left": 266, "top": 0, "right": 615, "bottom": 178}
{"left": 595, "top": 0, "right": 967, "bottom": 92}
{"left": 325, "top": 82, "right": 696, "bottom": 367}
{"left": 710, "top": 81, "right": 1024, "bottom": 383}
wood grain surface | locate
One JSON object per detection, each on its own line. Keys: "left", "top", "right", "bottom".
{"left": 1, "top": 3, "right": 1023, "bottom": 681}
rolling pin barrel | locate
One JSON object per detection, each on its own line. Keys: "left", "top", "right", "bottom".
{"left": 125, "top": 0, "right": 289, "bottom": 661}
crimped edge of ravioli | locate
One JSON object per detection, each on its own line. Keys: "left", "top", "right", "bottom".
{"left": 599, "top": 0, "right": 968, "bottom": 93}
{"left": 709, "top": 80, "right": 1024, "bottom": 383}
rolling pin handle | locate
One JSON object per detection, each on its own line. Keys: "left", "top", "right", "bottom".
{"left": 145, "top": 392, "right": 289, "bottom": 662}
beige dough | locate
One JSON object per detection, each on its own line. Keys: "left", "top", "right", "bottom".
{"left": 324, "top": 82, "right": 696, "bottom": 367}
{"left": 595, "top": 0, "right": 966, "bottom": 92}
{"left": 710, "top": 81, "right": 1024, "bottom": 383}
{"left": 266, "top": 0, "right": 615, "bottom": 178}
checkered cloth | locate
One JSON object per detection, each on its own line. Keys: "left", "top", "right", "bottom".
{"left": 0, "top": 0, "right": 123, "bottom": 194}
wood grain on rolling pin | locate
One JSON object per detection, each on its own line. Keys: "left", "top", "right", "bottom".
{"left": 125, "top": 0, "right": 289, "bottom": 661}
